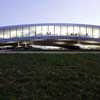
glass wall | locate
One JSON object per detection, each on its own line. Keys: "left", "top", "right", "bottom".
{"left": 0, "top": 24, "right": 100, "bottom": 40}
{"left": 36, "top": 26, "right": 42, "bottom": 36}
{"left": 93, "top": 27, "right": 100, "bottom": 38}
{"left": 55, "top": 26, "right": 61, "bottom": 36}
{"left": 17, "top": 28, "right": 23, "bottom": 38}
{"left": 73, "top": 26, "right": 80, "bottom": 35}
{"left": 48, "top": 25, "right": 54, "bottom": 35}
{"left": 11, "top": 28, "right": 16, "bottom": 38}
{"left": 42, "top": 26, "right": 48, "bottom": 35}
{"left": 61, "top": 26, "right": 67, "bottom": 35}
{"left": 23, "top": 27, "right": 29, "bottom": 37}
{"left": 30, "top": 26, "right": 36, "bottom": 36}
{"left": 4, "top": 29, "right": 10, "bottom": 39}
{"left": 80, "top": 26, "right": 86, "bottom": 36}
{"left": 86, "top": 27, "right": 93, "bottom": 37}
{"left": 68, "top": 25, "right": 74, "bottom": 35}
{"left": 0, "top": 30, "right": 4, "bottom": 39}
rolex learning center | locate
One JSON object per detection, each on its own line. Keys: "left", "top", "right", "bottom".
{"left": 0, "top": 23, "right": 100, "bottom": 50}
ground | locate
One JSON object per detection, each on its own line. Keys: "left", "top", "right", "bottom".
{"left": 0, "top": 54, "right": 100, "bottom": 100}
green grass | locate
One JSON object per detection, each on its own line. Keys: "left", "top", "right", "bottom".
{"left": 0, "top": 54, "right": 100, "bottom": 100}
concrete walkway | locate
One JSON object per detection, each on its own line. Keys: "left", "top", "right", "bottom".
{"left": 0, "top": 51, "right": 100, "bottom": 54}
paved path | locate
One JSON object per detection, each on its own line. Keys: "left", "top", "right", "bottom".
{"left": 0, "top": 51, "right": 100, "bottom": 54}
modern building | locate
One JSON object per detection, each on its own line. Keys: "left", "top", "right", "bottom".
{"left": 0, "top": 23, "right": 100, "bottom": 50}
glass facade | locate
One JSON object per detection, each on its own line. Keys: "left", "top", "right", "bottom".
{"left": 73, "top": 25, "right": 80, "bottom": 35}
{"left": 17, "top": 28, "right": 23, "bottom": 38}
{"left": 42, "top": 26, "right": 48, "bottom": 35}
{"left": 0, "top": 24, "right": 100, "bottom": 40}
{"left": 36, "top": 26, "right": 42, "bottom": 35}
{"left": 93, "top": 27, "right": 100, "bottom": 38}
{"left": 80, "top": 26, "right": 86, "bottom": 36}
{"left": 61, "top": 26, "right": 67, "bottom": 35}
{"left": 0, "top": 30, "right": 3, "bottom": 39}
{"left": 4, "top": 29, "right": 10, "bottom": 39}
{"left": 30, "top": 26, "right": 36, "bottom": 36}
{"left": 23, "top": 27, "right": 29, "bottom": 37}
{"left": 68, "top": 25, "right": 74, "bottom": 35}
{"left": 86, "top": 27, "right": 93, "bottom": 37}
{"left": 55, "top": 26, "right": 61, "bottom": 36}
{"left": 48, "top": 25, "right": 55, "bottom": 35}
{"left": 11, "top": 28, "right": 16, "bottom": 38}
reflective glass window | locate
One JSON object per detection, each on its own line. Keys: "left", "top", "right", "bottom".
{"left": 17, "top": 28, "right": 23, "bottom": 37}
{"left": 23, "top": 27, "right": 29, "bottom": 37}
{"left": 48, "top": 25, "right": 54, "bottom": 35}
{"left": 4, "top": 29, "right": 10, "bottom": 39}
{"left": 30, "top": 26, "right": 36, "bottom": 36}
{"left": 80, "top": 26, "right": 86, "bottom": 36}
{"left": 55, "top": 26, "right": 60, "bottom": 36}
{"left": 86, "top": 27, "right": 93, "bottom": 37}
{"left": 73, "top": 26, "right": 80, "bottom": 35}
{"left": 41, "top": 26, "right": 48, "bottom": 35}
{"left": 68, "top": 25, "right": 74, "bottom": 35}
{"left": 0, "top": 30, "right": 4, "bottom": 39}
{"left": 93, "top": 27, "right": 100, "bottom": 38}
{"left": 61, "top": 26, "right": 67, "bottom": 35}
{"left": 36, "top": 26, "right": 42, "bottom": 35}
{"left": 11, "top": 28, "right": 16, "bottom": 38}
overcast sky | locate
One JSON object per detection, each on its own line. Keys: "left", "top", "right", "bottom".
{"left": 0, "top": 0, "right": 100, "bottom": 26}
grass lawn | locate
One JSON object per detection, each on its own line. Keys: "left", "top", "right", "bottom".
{"left": 0, "top": 53, "right": 100, "bottom": 100}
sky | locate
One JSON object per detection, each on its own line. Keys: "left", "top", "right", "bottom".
{"left": 0, "top": 0, "right": 100, "bottom": 26}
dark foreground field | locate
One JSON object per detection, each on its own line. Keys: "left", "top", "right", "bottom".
{"left": 0, "top": 54, "right": 100, "bottom": 100}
